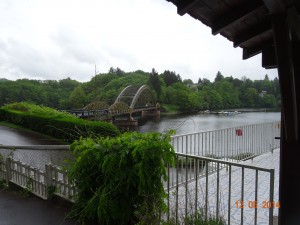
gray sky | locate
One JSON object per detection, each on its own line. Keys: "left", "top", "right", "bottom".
{"left": 0, "top": 0, "right": 278, "bottom": 83}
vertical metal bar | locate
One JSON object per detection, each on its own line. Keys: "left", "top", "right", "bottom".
{"left": 202, "top": 132, "right": 204, "bottom": 156}
{"left": 197, "top": 133, "right": 200, "bottom": 155}
{"left": 167, "top": 163, "right": 170, "bottom": 223}
{"left": 185, "top": 135, "right": 191, "bottom": 154}
{"left": 255, "top": 169, "right": 258, "bottom": 225}
{"left": 205, "top": 159, "right": 209, "bottom": 221}
{"left": 216, "top": 162, "right": 220, "bottom": 220}
{"left": 211, "top": 131, "right": 213, "bottom": 158}
{"left": 185, "top": 155, "right": 188, "bottom": 222}
{"left": 226, "top": 129, "right": 229, "bottom": 161}
{"left": 176, "top": 155, "right": 179, "bottom": 225}
{"left": 269, "top": 169, "right": 275, "bottom": 225}
{"left": 228, "top": 165, "right": 232, "bottom": 225}
{"left": 241, "top": 167, "right": 244, "bottom": 225}
{"left": 195, "top": 158, "right": 198, "bottom": 216}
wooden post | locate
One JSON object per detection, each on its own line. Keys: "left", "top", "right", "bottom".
{"left": 5, "top": 157, "right": 12, "bottom": 184}
{"left": 45, "top": 164, "right": 53, "bottom": 199}
{"left": 272, "top": 13, "right": 300, "bottom": 224}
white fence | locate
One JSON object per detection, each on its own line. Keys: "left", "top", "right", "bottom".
{"left": 0, "top": 157, "right": 76, "bottom": 201}
{"left": 171, "top": 121, "right": 280, "bottom": 160}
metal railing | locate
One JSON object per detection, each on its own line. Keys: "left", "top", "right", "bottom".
{"left": 165, "top": 153, "right": 276, "bottom": 225}
{"left": 171, "top": 121, "right": 280, "bottom": 161}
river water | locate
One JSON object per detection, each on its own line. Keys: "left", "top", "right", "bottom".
{"left": 136, "top": 112, "right": 280, "bottom": 135}
{"left": 0, "top": 112, "right": 280, "bottom": 170}
{"left": 0, "top": 112, "right": 280, "bottom": 146}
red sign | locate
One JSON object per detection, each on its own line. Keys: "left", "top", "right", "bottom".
{"left": 236, "top": 129, "right": 243, "bottom": 136}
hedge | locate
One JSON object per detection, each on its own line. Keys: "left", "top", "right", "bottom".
{"left": 0, "top": 103, "right": 120, "bottom": 143}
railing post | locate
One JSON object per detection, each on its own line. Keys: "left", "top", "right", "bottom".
{"left": 5, "top": 157, "right": 12, "bottom": 184}
{"left": 45, "top": 164, "right": 53, "bottom": 199}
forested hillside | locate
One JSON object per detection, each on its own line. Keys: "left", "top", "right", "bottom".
{"left": 0, "top": 68, "right": 280, "bottom": 112}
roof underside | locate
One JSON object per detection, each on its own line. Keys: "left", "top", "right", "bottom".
{"left": 167, "top": 0, "right": 300, "bottom": 68}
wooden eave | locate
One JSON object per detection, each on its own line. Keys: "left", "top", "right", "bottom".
{"left": 167, "top": 0, "right": 300, "bottom": 69}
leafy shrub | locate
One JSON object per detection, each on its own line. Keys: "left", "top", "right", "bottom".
{"left": 0, "top": 102, "right": 120, "bottom": 142}
{"left": 68, "top": 131, "right": 175, "bottom": 225}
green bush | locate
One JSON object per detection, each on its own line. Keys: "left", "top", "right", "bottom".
{"left": 0, "top": 102, "right": 120, "bottom": 142}
{"left": 67, "top": 131, "right": 175, "bottom": 225}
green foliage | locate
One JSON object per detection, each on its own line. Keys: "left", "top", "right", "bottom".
{"left": 0, "top": 180, "right": 9, "bottom": 190}
{"left": 1, "top": 102, "right": 120, "bottom": 143}
{"left": 68, "top": 86, "right": 87, "bottom": 109}
{"left": 67, "top": 131, "right": 175, "bottom": 225}
{"left": 22, "top": 177, "right": 34, "bottom": 197}
{"left": 165, "top": 209, "right": 226, "bottom": 225}
{"left": 47, "top": 186, "right": 57, "bottom": 200}
{"left": 148, "top": 68, "right": 161, "bottom": 101}
{"left": 0, "top": 69, "right": 281, "bottom": 112}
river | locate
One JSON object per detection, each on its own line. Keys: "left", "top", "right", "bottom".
{"left": 0, "top": 112, "right": 280, "bottom": 146}
{"left": 0, "top": 112, "right": 280, "bottom": 170}
{"left": 136, "top": 112, "right": 280, "bottom": 135}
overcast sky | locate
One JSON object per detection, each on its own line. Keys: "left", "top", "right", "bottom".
{"left": 0, "top": 0, "right": 278, "bottom": 83}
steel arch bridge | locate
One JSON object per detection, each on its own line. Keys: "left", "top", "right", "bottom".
{"left": 108, "top": 85, "right": 157, "bottom": 116}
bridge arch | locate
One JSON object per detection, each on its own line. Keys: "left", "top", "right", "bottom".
{"left": 114, "top": 85, "right": 156, "bottom": 109}
{"left": 129, "top": 85, "right": 155, "bottom": 109}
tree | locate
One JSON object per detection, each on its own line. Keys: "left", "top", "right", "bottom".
{"left": 244, "top": 88, "right": 259, "bottom": 108}
{"left": 148, "top": 68, "right": 161, "bottom": 100}
{"left": 214, "top": 71, "right": 224, "bottom": 82}
{"left": 161, "top": 70, "right": 181, "bottom": 86}
{"left": 198, "top": 78, "right": 203, "bottom": 85}
{"left": 183, "top": 79, "right": 194, "bottom": 85}
{"left": 69, "top": 86, "right": 87, "bottom": 109}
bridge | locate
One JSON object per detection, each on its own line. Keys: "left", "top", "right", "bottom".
{"left": 67, "top": 85, "right": 160, "bottom": 124}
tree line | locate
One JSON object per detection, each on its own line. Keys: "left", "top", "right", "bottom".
{"left": 0, "top": 68, "right": 280, "bottom": 112}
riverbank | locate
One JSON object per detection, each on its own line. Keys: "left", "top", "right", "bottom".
{"left": 161, "top": 104, "right": 280, "bottom": 116}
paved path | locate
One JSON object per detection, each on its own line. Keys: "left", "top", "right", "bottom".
{"left": 0, "top": 189, "right": 77, "bottom": 225}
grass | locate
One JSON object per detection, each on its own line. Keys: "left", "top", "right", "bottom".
{"left": 0, "top": 102, "right": 120, "bottom": 143}
{"left": 161, "top": 104, "right": 180, "bottom": 115}
{"left": 165, "top": 209, "right": 226, "bottom": 225}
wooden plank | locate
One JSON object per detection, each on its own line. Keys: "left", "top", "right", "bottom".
{"left": 287, "top": 6, "right": 300, "bottom": 39}
{"left": 211, "top": 1, "right": 265, "bottom": 35}
{"left": 233, "top": 21, "right": 272, "bottom": 47}
{"left": 292, "top": 41, "right": 300, "bottom": 140}
{"left": 242, "top": 39, "right": 273, "bottom": 59}
{"left": 177, "top": 0, "right": 200, "bottom": 16}
{"left": 262, "top": 45, "right": 277, "bottom": 68}
{"left": 272, "top": 13, "right": 297, "bottom": 141}
{"left": 263, "top": 0, "right": 285, "bottom": 13}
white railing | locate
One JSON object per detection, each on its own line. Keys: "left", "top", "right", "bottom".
{"left": 171, "top": 121, "right": 280, "bottom": 160}
{"left": 0, "top": 157, "right": 76, "bottom": 201}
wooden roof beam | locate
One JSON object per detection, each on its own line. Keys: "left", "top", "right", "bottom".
{"left": 177, "top": 0, "right": 200, "bottom": 16}
{"left": 233, "top": 21, "right": 272, "bottom": 47}
{"left": 211, "top": 1, "right": 265, "bottom": 35}
{"left": 263, "top": 0, "right": 285, "bottom": 13}
{"left": 287, "top": 6, "right": 300, "bottom": 39}
{"left": 262, "top": 45, "right": 277, "bottom": 69}
{"left": 242, "top": 39, "right": 273, "bottom": 59}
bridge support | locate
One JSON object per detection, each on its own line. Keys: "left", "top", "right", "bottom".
{"left": 141, "top": 109, "right": 160, "bottom": 117}
{"left": 113, "top": 113, "right": 138, "bottom": 126}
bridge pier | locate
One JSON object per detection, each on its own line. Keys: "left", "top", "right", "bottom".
{"left": 141, "top": 109, "right": 160, "bottom": 117}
